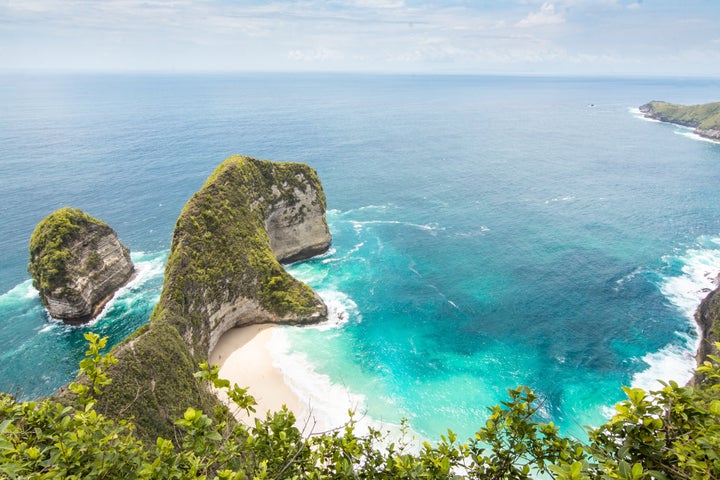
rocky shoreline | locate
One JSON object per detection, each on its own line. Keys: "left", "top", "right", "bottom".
{"left": 639, "top": 101, "right": 720, "bottom": 143}
{"left": 694, "top": 284, "right": 720, "bottom": 374}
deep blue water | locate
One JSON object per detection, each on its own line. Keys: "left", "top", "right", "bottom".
{"left": 1, "top": 73, "right": 720, "bottom": 439}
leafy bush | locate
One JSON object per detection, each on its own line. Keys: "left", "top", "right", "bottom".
{"left": 2, "top": 335, "right": 719, "bottom": 479}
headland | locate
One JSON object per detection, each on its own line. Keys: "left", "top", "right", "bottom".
{"left": 640, "top": 100, "right": 720, "bottom": 142}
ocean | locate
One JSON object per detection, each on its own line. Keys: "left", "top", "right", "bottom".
{"left": 1, "top": 73, "right": 719, "bottom": 440}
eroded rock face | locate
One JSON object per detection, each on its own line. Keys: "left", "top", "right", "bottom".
{"left": 266, "top": 183, "right": 332, "bottom": 263}
{"left": 28, "top": 208, "right": 134, "bottom": 324}
{"left": 92, "top": 156, "right": 331, "bottom": 440}
{"left": 152, "top": 155, "right": 331, "bottom": 356}
{"left": 695, "top": 286, "right": 720, "bottom": 370}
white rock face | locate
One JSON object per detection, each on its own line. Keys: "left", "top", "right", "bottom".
{"left": 153, "top": 156, "right": 332, "bottom": 357}
{"left": 36, "top": 223, "right": 134, "bottom": 324}
{"left": 186, "top": 175, "right": 331, "bottom": 356}
{"left": 266, "top": 185, "right": 332, "bottom": 263}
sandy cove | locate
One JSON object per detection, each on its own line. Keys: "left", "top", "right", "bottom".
{"left": 208, "top": 325, "right": 306, "bottom": 424}
{"left": 209, "top": 323, "right": 362, "bottom": 436}
{"left": 208, "top": 323, "right": 404, "bottom": 441}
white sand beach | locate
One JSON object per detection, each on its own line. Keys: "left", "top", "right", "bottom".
{"left": 208, "top": 324, "right": 306, "bottom": 426}
{"left": 209, "top": 323, "right": 407, "bottom": 442}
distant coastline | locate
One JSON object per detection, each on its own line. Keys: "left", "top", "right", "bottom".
{"left": 636, "top": 100, "right": 720, "bottom": 374}
{"left": 639, "top": 100, "right": 720, "bottom": 143}
{"left": 637, "top": 99, "right": 720, "bottom": 376}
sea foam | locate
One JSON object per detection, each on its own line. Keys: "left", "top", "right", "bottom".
{"left": 628, "top": 107, "right": 661, "bottom": 123}
{"left": 268, "top": 327, "right": 366, "bottom": 433}
{"left": 632, "top": 237, "right": 720, "bottom": 390}
{"left": 0, "top": 280, "right": 38, "bottom": 307}
{"left": 676, "top": 130, "right": 720, "bottom": 144}
{"left": 39, "top": 250, "right": 168, "bottom": 330}
{"left": 268, "top": 326, "right": 422, "bottom": 450}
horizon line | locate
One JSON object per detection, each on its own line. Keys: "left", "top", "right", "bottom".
{"left": 2, "top": 68, "right": 720, "bottom": 81}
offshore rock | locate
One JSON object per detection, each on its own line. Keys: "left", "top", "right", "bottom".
{"left": 152, "top": 154, "right": 331, "bottom": 357}
{"left": 95, "top": 155, "right": 331, "bottom": 442}
{"left": 28, "top": 207, "right": 134, "bottom": 324}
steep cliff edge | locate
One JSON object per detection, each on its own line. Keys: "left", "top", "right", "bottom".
{"left": 28, "top": 207, "right": 134, "bottom": 324}
{"left": 640, "top": 100, "right": 720, "bottom": 142}
{"left": 95, "top": 155, "right": 331, "bottom": 442}
{"left": 694, "top": 286, "right": 720, "bottom": 371}
{"left": 153, "top": 155, "right": 330, "bottom": 357}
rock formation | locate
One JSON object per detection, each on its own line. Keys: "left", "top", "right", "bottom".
{"left": 694, "top": 285, "right": 720, "bottom": 370}
{"left": 94, "top": 155, "right": 331, "bottom": 441}
{"left": 155, "top": 155, "right": 331, "bottom": 356}
{"left": 28, "top": 207, "right": 134, "bottom": 324}
{"left": 266, "top": 183, "right": 333, "bottom": 263}
{"left": 640, "top": 101, "right": 720, "bottom": 142}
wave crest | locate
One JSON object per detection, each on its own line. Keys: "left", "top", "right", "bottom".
{"left": 632, "top": 236, "right": 720, "bottom": 390}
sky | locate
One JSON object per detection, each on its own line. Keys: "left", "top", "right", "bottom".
{"left": 1, "top": 0, "right": 719, "bottom": 76}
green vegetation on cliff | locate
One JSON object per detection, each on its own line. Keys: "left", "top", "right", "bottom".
{"left": 94, "top": 321, "right": 219, "bottom": 443}
{"left": 694, "top": 286, "right": 720, "bottom": 374}
{"left": 27, "top": 207, "right": 108, "bottom": 295}
{"left": 83, "top": 155, "right": 327, "bottom": 441}
{"left": 152, "top": 155, "right": 326, "bottom": 355}
{"left": 2, "top": 334, "right": 719, "bottom": 479}
{"left": 640, "top": 101, "right": 720, "bottom": 132}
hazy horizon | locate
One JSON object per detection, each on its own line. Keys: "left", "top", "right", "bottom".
{"left": 2, "top": 1, "right": 719, "bottom": 77}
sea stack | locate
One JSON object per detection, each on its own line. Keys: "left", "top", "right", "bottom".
{"left": 153, "top": 155, "right": 331, "bottom": 356}
{"left": 28, "top": 207, "right": 134, "bottom": 324}
{"left": 92, "top": 156, "right": 331, "bottom": 441}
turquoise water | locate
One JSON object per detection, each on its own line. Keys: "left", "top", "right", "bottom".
{"left": 1, "top": 74, "right": 720, "bottom": 439}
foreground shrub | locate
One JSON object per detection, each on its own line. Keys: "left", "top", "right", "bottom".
{"left": 1, "top": 334, "right": 719, "bottom": 479}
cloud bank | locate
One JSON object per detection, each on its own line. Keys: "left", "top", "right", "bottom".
{"left": 1, "top": 0, "right": 718, "bottom": 75}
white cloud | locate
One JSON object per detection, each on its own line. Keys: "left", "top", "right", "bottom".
{"left": 516, "top": 3, "right": 565, "bottom": 28}
{"left": 288, "top": 47, "right": 346, "bottom": 62}
{"left": 387, "top": 37, "right": 470, "bottom": 63}
{"left": 2, "top": 0, "right": 719, "bottom": 75}
{"left": 353, "top": 0, "right": 405, "bottom": 8}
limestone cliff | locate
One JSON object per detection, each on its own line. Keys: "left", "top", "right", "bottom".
{"left": 153, "top": 155, "right": 330, "bottom": 356}
{"left": 640, "top": 101, "right": 720, "bottom": 142}
{"left": 28, "top": 207, "right": 134, "bottom": 324}
{"left": 95, "top": 155, "right": 331, "bottom": 442}
{"left": 694, "top": 286, "right": 720, "bottom": 371}
{"left": 266, "top": 182, "right": 333, "bottom": 263}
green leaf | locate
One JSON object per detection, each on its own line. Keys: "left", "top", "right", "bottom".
{"left": 631, "top": 462, "right": 643, "bottom": 479}
{"left": 710, "top": 399, "right": 720, "bottom": 416}
{"left": 0, "top": 419, "right": 11, "bottom": 434}
{"left": 619, "top": 460, "right": 631, "bottom": 479}
{"left": 0, "top": 436, "right": 13, "bottom": 452}
{"left": 184, "top": 407, "right": 197, "bottom": 421}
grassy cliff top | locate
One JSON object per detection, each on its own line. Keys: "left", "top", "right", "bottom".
{"left": 151, "top": 155, "right": 326, "bottom": 353}
{"left": 28, "top": 207, "right": 109, "bottom": 293}
{"left": 640, "top": 100, "right": 720, "bottom": 131}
